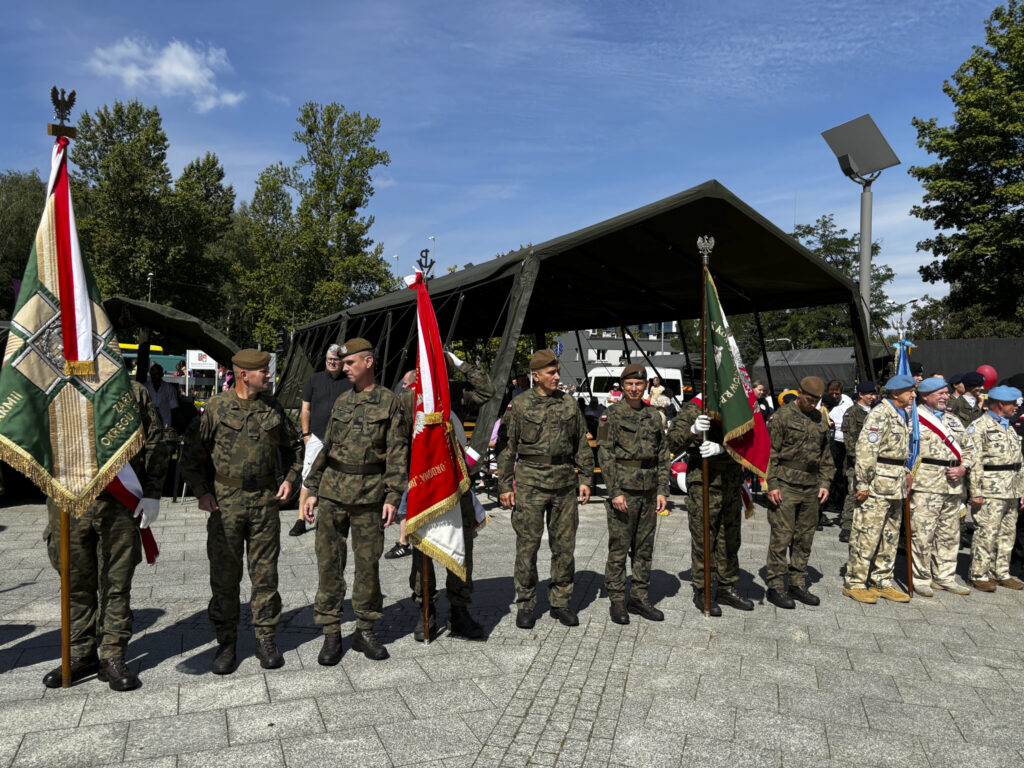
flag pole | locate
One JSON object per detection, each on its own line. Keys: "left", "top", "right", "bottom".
{"left": 697, "top": 236, "right": 714, "bottom": 616}
{"left": 904, "top": 498, "right": 914, "bottom": 597}
{"left": 422, "top": 552, "right": 432, "bottom": 642}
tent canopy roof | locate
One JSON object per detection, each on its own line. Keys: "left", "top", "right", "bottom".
{"left": 104, "top": 296, "right": 240, "bottom": 365}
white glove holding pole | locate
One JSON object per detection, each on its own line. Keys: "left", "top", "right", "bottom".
{"left": 134, "top": 498, "right": 160, "bottom": 529}
{"left": 699, "top": 440, "right": 724, "bottom": 458}
{"left": 446, "top": 349, "right": 466, "bottom": 369}
{"left": 691, "top": 414, "right": 712, "bottom": 434}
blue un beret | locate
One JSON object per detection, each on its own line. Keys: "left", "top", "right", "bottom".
{"left": 917, "top": 378, "right": 948, "bottom": 395}
{"left": 885, "top": 374, "right": 916, "bottom": 391}
{"left": 987, "top": 385, "right": 1022, "bottom": 402}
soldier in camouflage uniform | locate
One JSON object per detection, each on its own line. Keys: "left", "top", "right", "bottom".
{"left": 42, "top": 380, "right": 169, "bottom": 690}
{"left": 764, "top": 376, "right": 834, "bottom": 609}
{"left": 843, "top": 374, "right": 915, "bottom": 604}
{"left": 304, "top": 338, "right": 407, "bottom": 662}
{"left": 909, "top": 378, "right": 974, "bottom": 596}
{"left": 966, "top": 385, "right": 1024, "bottom": 591}
{"left": 597, "top": 364, "right": 669, "bottom": 624}
{"left": 839, "top": 382, "right": 878, "bottom": 542}
{"left": 399, "top": 351, "right": 495, "bottom": 641}
{"left": 667, "top": 399, "right": 751, "bottom": 615}
{"left": 949, "top": 371, "right": 985, "bottom": 427}
{"left": 497, "top": 349, "right": 594, "bottom": 629}
{"left": 180, "top": 349, "right": 301, "bottom": 674}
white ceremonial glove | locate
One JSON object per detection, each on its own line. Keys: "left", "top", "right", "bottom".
{"left": 134, "top": 498, "right": 160, "bottom": 529}
{"left": 690, "top": 414, "right": 712, "bottom": 434}
{"left": 446, "top": 349, "right": 466, "bottom": 369}
{"left": 699, "top": 440, "right": 724, "bottom": 458}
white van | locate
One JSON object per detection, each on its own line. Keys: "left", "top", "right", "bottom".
{"left": 577, "top": 365, "right": 687, "bottom": 407}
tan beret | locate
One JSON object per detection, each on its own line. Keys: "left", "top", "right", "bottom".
{"left": 339, "top": 337, "right": 373, "bottom": 356}
{"left": 621, "top": 363, "right": 647, "bottom": 381}
{"left": 530, "top": 349, "right": 558, "bottom": 370}
{"left": 231, "top": 348, "right": 271, "bottom": 370}
{"left": 799, "top": 376, "right": 825, "bottom": 398}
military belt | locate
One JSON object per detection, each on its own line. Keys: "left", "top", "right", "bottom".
{"left": 920, "top": 457, "right": 960, "bottom": 468}
{"left": 517, "top": 454, "right": 571, "bottom": 466}
{"left": 616, "top": 458, "right": 659, "bottom": 469}
{"left": 983, "top": 463, "right": 1022, "bottom": 472}
{"left": 327, "top": 458, "right": 386, "bottom": 475}
{"left": 214, "top": 471, "right": 276, "bottom": 492}
{"left": 778, "top": 459, "right": 816, "bottom": 473}
{"left": 877, "top": 457, "right": 907, "bottom": 467}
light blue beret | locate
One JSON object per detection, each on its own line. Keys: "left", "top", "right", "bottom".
{"left": 916, "top": 378, "right": 948, "bottom": 395}
{"left": 885, "top": 374, "right": 916, "bottom": 391}
{"left": 987, "top": 385, "right": 1022, "bottom": 402}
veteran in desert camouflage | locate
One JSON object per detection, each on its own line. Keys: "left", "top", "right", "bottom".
{"left": 843, "top": 374, "right": 915, "bottom": 604}
{"left": 304, "top": 337, "right": 407, "bottom": 662}
{"left": 498, "top": 349, "right": 594, "bottom": 630}
{"left": 839, "top": 381, "right": 878, "bottom": 543}
{"left": 966, "top": 385, "right": 1024, "bottom": 592}
{"left": 42, "top": 380, "right": 168, "bottom": 691}
{"left": 909, "top": 378, "right": 974, "bottom": 596}
{"left": 597, "top": 364, "right": 669, "bottom": 625}
{"left": 180, "top": 348, "right": 301, "bottom": 674}
{"left": 764, "top": 376, "right": 834, "bottom": 609}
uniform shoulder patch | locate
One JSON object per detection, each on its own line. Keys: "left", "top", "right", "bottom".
{"left": 967, "top": 424, "right": 975, "bottom": 434}
{"left": 868, "top": 432, "right": 879, "bottom": 443}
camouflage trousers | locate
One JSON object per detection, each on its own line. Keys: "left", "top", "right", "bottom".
{"left": 45, "top": 498, "right": 141, "bottom": 659}
{"left": 840, "top": 466, "right": 856, "bottom": 534}
{"left": 910, "top": 492, "right": 960, "bottom": 583}
{"left": 512, "top": 484, "right": 579, "bottom": 611}
{"left": 315, "top": 500, "right": 384, "bottom": 632}
{"left": 604, "top": 490, "right": 657, "bottom": 601}
{"left": 206, "top": 498, "right": 281, "bottom": 643}
{"left": 686, "top": 480, "right": 741, "bottom": 588}
{"left": 845, "top": 495, "right": 903, "bottom": 590}
{"left": 410, "top": 493, "right": 475, "bottom": 607}
{"left": 765, "top": 482, "right": 818, "bottom": 590}
{"left": 970, "top": 497, "right": 1019, "bottom": 582}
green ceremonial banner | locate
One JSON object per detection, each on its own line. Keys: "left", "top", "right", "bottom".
{"left": 0, "top": 172, "right": 143, "bottom": 516}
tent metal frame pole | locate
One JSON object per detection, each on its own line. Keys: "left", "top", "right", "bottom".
{"left": 575, "top": 330, "right": 594, "bottom": 399}
{"left": 678, "top": 319, "right": 695, "bottom": 394}
{"left": 380, "top": 311, "right": 394, "bottom": 386}
{"left": 468, "top": 255, "right": 540, "bottom": 460}
{"left": 620, "top": 326, "right": 631, "bottom": 363}
{"left": 753, "top": 309, "right": 775, "bottom": 398}
{"left": 848, "top": 300, "right": 872, "bottom": 381}
{"left": 444, "top": 292, "right": 466, "bottom": 348}
{"left": 620, "top": 324, "right": 682, "bottom": 409}
{"left": 534, "top": 332, "right": 547, "bottom": 354}
{"left": 391, "top": 316, "right": 419, "bottom": 390}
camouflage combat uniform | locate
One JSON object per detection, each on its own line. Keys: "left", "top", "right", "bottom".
{"left": 845, "top": 399, "right": 910, "bottom": 591}
{"left": 497, "top": 388, "right": 594, "bottom": 611}
{"left": 180, "top": 388, "right": 301, "bottom": 644}
{"left": 402, "top": 361, "right": 495, "bottom": 607}
{"left": 948, "top": 395, "right": 983, "bottom": 428}
{"left": 305, "top": 385, "right": 407, "bottom": 632}
{"left": 764, "top": 401, "right": 834, "bottom": 590}
{"left": 910, "top": 408, "right": 972, "bottom": 583}
{"left": 45, "top": 382, "right": 169, "bottom": 660}
{"left": 967, "top": 412, "right": 1024, "bottom": 582}
{"left": 597, "top": 399, "right": 670, "bottom": 601}
{"left": 667, "top": 403, "right": 743, "bottom": 589}
{"left": 839, "top": 403, "right": 871, "bottom": 535}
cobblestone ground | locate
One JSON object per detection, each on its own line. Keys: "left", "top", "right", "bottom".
{"left": 2, "top": 491, "right": 1024, "bottom": 767}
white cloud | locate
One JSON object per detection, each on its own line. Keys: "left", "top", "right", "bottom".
{"left": 88, "top": 37, "right": 245, "bottom": 113}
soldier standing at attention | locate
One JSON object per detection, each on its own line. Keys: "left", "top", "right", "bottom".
{"left": 597, "top": 364, "right": 669, "bottom": 625}
{"left": 843, "top": 374, "right": 915, "bottom": 604}
{"left": 838, "top": 382, "right": 878, "bottom": 543}
{"left": 949, "top": 371, "right": 985, "bottom": 426}
{"left": 498, "top": 349, "right": 594, "bottom": 629}
{"left": 909, "top": 378, "right": 973, "bottom": 596}
{"left": 41, "top": 381, "right": 168, "bottom": 690}
{"left": 667, "top": 397, "right": 753, "bottom": 616}
{"left": 181, "top": 349, "right": 301, "bottom": 674}
{"left": 303, "top": 338, "right": 407, "bottom": 662}
{"left": 966, "top": 385, "right": 1024, "bottom": 592}
{"left": 764, "top": 376, "right": 834, "bottom": 609}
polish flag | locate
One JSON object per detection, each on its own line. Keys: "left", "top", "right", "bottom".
{"left": 105, "top": 464, "right": 159, "bottom": 564}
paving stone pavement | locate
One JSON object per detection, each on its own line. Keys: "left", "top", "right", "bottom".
{"left": 2, "top": 492, "right": 1024, "bottom": 767}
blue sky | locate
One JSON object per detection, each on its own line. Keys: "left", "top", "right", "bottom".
{"left": 0, "top": 0, "right": 1000, "bottom": 315}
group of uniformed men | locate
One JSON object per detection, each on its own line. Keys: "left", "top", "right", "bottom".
{"left": 40, "top": 340, "right": 1024, "bottom": 692}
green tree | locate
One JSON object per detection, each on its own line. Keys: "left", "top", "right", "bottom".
{"left": 909, "top": 0, "right": 1024, "bottom": 335}
{"left": 0, "top": 169, "right": 45, "bottom": 320}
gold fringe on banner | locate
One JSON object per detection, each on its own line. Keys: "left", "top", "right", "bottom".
{"left": 64, "top": 361, "right": 96, "bottom": 376}
{"left": 408, "top": 532, "right": 468, "bottom": 582}
{"left": 405, "top": 423, "right": 471, "bottom": 537}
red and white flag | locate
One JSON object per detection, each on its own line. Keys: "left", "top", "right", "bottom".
{"left": 403, "top": 272, "right": 472, "bottom": 579}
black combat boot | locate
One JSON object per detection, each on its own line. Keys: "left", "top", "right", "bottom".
{"left": 609, "top": 600, "right": 630, "bottom": 625}
{"left": 98, "top": 657, "right": 140, "bottom": 691}
{"left": 43, "top": 651, "right": 100, "bottom": 688}
{"left": 838, "top": 529, "right": 850, "bottom": 544}
{"left": 515, "top": 606, "right": 536, "bottom": 629}
{"left": 449, "top": 605, "right": 484, "bottom": 639}
{"left": 627, "top": 596, "right": 665, "bottom": 621}
{"left": 414, "top": 606, "right": 437, "bottom": 642}
{"left": 788, "top": 584, "right": 821, "bottom": 606}
{"left": 255, "top": 637, "right": 284, "bottom": 669}
{"left": 318, "top": 632, "right": 343, "bottom": 666}
{"left": 211, "top": 642, "right": 237, "bottom": 675}
{"left": 766, "top": 587, "right": 796, "bottom": 609}
{"left": 716, "top": 586, "right": 754, "bottom": 611}
{"left": 352, "top": 628, "right": 389, "bottom": 660}
{"left": 693, "top": 589, "right": 722, "bottom": 617}
{"left": 550, "top": 606, "right": 579, "bottom": 627}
